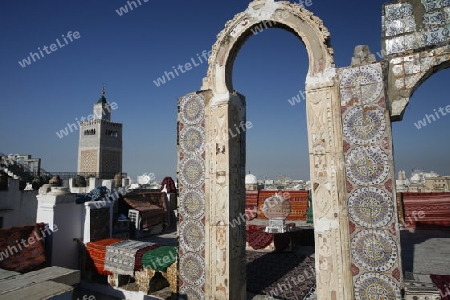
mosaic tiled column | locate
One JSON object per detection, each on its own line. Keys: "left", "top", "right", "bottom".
{"left": 177, "top": 93, "right": 207, "bottom": 299}
{"left": 339, "top": 63, "right": 403, "bottom": 299}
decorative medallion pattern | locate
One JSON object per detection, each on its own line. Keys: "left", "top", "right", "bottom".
{"left": 180, "top": 126, "right": 205, "bottom": 155}
{"left": 343, "top": 107, "right": 386, "bottom": 145}
{"left": 178, "top": 93, "right": 206, "bottom": 297}
{"left": 348, "top": 187, "right": 394, "bottom": 228}
{"left": 180, "top": 94, "right": 205, "bottom": 125}
{"left": 179, "top": 286, "right": 204, "bottom": 300}
{"left": 351, "top": 230, "right": 398, "bottom": 272}
{"left": 179, "top": 157, "right": 205, "bottom": 188}
{"left": 179, "top": 219, "right": 205, "bottom": 253}
{"left": 342, "top": 62, "right": 402, "bottom": 298}
{"left": 179, "top": 189, "right": 205, "bottom": 220}
{"left": 354, "top": 272, "right": 401, "bottom": 300}
{"left": 179, "top": 252, "right": 206, "bottom": 286}
{"left": 346, "top": 146, "right": 390, "bottom": 186}
{"left": 340, "top": 66, "right": 383, "bottom": 105}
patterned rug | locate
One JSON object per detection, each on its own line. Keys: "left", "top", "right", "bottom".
{"left": 401, "top": 193, "right": 450, "bottom": 227}
{"left": 104, "top": 240, "right": 160, "bottom": 275}
{"left": 247, "top": 251, "right": 315, "bottom": 300}
{"left": 430, "top": 274, "right": 450, "bottom": 300}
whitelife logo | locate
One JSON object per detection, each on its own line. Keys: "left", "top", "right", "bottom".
{"left": 152, "top": 50, "right": 212, "bottom": 87}
{"left": 18, "top": 31, "right": 81, "bottom": 68}
{"left": 115, "top": 0, "right": 149, "bottom": 16}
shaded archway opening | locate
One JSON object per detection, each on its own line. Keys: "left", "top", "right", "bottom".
{"left": 225, "top": 21, "right": 309, "bottom": 92}
{"left": 231, "top": 26, "right": 315, "bottom": 299}
{"left": 392, "top": 67, "right": 450, "bottom": 276}
{"left": 398, "top": 61, "right": 450, "bottom": 120}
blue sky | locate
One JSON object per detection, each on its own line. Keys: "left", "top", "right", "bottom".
{"left": 0, "top": 0, "right": 449, "bottom": 182}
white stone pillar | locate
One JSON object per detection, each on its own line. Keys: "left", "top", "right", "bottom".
{"left": 36, "top": 187, "right": 84, "bottom": 269}
{"left": 101, "top": 180, "right": 115, "bottom": 192}
{"left": 89, "top": 177, "right": 102, "bottom": 190}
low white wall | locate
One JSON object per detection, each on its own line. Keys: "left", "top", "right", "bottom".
{"left": 69, "top": 178, "right": 116, "bottom": 195}
{"left": 36, "top": 188, "right": 84, "bottom": 269}
{"left": 0, "top": 179, "right": 38, "bottom": 228}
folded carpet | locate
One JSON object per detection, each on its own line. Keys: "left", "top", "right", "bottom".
{"left": 141, "top": 246, "right": 177, "bottom": 272}
{"left": 430, "top": 274, "right": 450, "bottom": 300}
{"left": 104, "top": 240, "right": 160, "bottom": 275}
{"left": 85, "top": 238, "right": 122, "bottom": 275}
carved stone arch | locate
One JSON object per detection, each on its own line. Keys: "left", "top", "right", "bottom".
{"left": 203, "top": 0, "right": 335, "bottom": 95}
{"left": 177, "top": 1, "right": 357, "bottom": 300}
{"left": 387, "top": 45, "right": 450, "bottom": 120}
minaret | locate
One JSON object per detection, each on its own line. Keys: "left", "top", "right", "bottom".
{"left": 77, "top": 86, "right": 122, "bottom": 179}
{"left": 93, "top": 86, "right": 111, "bottom": 121}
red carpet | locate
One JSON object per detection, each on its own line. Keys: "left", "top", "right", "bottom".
{"left": 85, "top": 238, "right": 123, "bottom": 275}
{"left": 245, "top": 191, "right": 259, "bottom": 220}
{"left": 246, "top": 225, "right": 293, "bottom": 251}
{"left": 246, "top": 225, "right": 274, "bottom": 250}
{"left": 401, "top": 193, "right": 450, "bottom": 228}
{"left": 430, "top": 274, "right": 450, "bottom": 300}
{"left": 255, "top": 190, "right": 308, "bottom": 221}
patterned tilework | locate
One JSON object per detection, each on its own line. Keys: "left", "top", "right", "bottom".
{"left": 385, "top": 16, "right": 416, "bottom": 37}
{"left": 348, "top": 187, "right": 394, "bottom": 228}
{"left": 101, "top": 150, "right": 121, "bottom": 174}
{"left": 422, "top": 0, "right": 445, "bottom": 12}
{"left": 177, "top": 93, "right": 206, "bottom": 299}
{"left": 424, "top": 11, "right": 446, "bottom": 25}
{"left": 80, "top": 150, "right": 98, "bottom": 173}
{"left": 343, "top": 107, "right": 386, "bottom": 145}
{"left": 384, "top": 3, "right": 413, "bottom": 20}
{"left": 340, "top": 65, "right": 383, "bottom": 106}
{"left": 383, "top": 0, "right": 450, "bottom": 55}
{"left": 354, "top": 273, "right": 402, "bottom": 300}
{"left": 179, "top": 219, "right": 205, "bottom": 253}
{"left": 340, "top": 63, "right": 402, "bottom": 299}
{"left": 423, "top": 26, "right": 450, "bottom": 45}
{"left": 351, "top": 230, "right": 398, "bottom": 272}
{"left": 179, "top": 189, "right": 205, "bottom": 220}
{"left": 345, "top": 146, "right": 390, "bottom": 186}
{"left": 179, "top": 157, "right": 205, "bottom": 188}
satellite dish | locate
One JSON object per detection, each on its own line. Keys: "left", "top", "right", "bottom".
{"left": 137, "top": 173, "right": 152, "bottom": 184}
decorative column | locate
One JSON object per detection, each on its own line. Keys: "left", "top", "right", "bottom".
{"left": 177, "top": 92, "right": 208, "bottom": 299}
{"left": 339, "top": 54, "right": 403, "bottom": 299}
{"left": 176, "top": 91, "right": 246, "bottom": 300}
{"left": 205, "top": 93, "right": 246, "bottom": 300}
{"left": 305, "top": 78, "right": 354, "bottom": 300}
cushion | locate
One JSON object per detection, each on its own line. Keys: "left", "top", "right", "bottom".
{"left": 0, "top": 223, "right": 47, "bottom": 273}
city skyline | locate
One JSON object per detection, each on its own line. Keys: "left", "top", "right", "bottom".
{"left": 1, "top": 0, "right": 450, "bottom": 181}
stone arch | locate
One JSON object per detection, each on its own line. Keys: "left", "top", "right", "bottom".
{"left": 203, "top": 0, "right": 334, "bottom": 95}
{"left": 387, "top": 45, "right": 450, "bottom": 120}
{"left": 177, "top": 1, "right": 359, "bottom": 299}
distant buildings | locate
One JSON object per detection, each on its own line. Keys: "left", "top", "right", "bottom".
{"left": 245, "top": 173, "right": 310, "bottom": 191}
{"left": 396, "top": 169, "right": 450, "bottom": 192}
